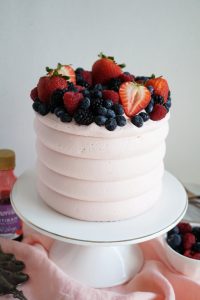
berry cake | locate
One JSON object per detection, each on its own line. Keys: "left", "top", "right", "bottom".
{"left": 31, "top": 53, "right": 171, "bottom": 221}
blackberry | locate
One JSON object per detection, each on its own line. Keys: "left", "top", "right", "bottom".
{"left": 108, "top": 78, "right": 122, "bottom": 92}
{"left": 79, "top": 97, "right": 91, "bottom": 110}
{"left": 139, "top": 112, "right": 149, "bottom": 122}
{"left": 116, "top": 115, "right": 126, "bottom": 127}
{"left": 112, "top": 103, "right": 124, "bottom": 115}
{"left": 32, "top": 101, "right": 41, "bottom": 112}
{"left": 105, "top": 118, "right": 117, "bottom": 131}
{"left": 103, "top": 99, "right": 113, "bottom": 109}
{"left": 90, "top": 98, "right": 103, "bottom": 112}
{"left": 131, "top": 115, "right": 143, "bottom": 127}
{"left": 92, "top": 90, "right": 102, "bottom": 98}
{"left": 60, "top": 113, "right": 72, "bottom": 122}
{"left": 95, "top": 115, "right": 107, "bottom": 126}
{"left": 50, "top": 89, "right": 64, "bottom": 111}
{"left": 74, "top": 109, "right": 94, "bottom": 125}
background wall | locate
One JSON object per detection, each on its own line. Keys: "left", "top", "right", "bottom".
{"left": 0, "top": 0, "right": 199, "bottom": 184}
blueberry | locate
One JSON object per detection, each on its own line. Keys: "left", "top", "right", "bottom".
{"left": 51, "top": 89, "right": 64, "bottom": 110}
{"left": 147, "top": 85, "right": 154, "bottom": 94}
{"left": 192, "top": 242, "right": 200, "bottom": 252}
{"left": 131, "top": 115, "right": 143, "bottom": 127}
{"left": 139, "top": 112, "right": 149, "bottom": 122}
{"left": 112, "top": 104, "right": 124, "bottom": 115}
{"left": 79, "top": 97, "right": 91, "bottom": 110}
{"left": 82, "top": 89, "right": 90, "bottom": 97}
{"left": 38, "top": 103, "right": 50, "bottom": 116}
{"left": 154, "top": 95, "right": 164, "bottom": 104}
{"left": 105, "top": 118, "right": 117, "bottom": 131}
{"left": 107, "top": 109, "right": 116, "bottom": 118}
{"left": 145, "top": 102, "right": 154, "bottom": 114}
{"left": 93, "top": 90, "right": 102, "bottom": 98}
{"left": 116, "top": 115, "right": 126, "bottom": 127}
{"left": 96, "top": 106, "right": 107, "bottom": 116}
{"left": 103, "top": 99, "right": 113, "bottom": 109}
{"left": 93, "top": 84, "right": 103, "bottom": 91}
{"left": 167, "top": 226, "right": 179, "bottom": 236}
{"left": 60, "top": 113, "right": 72, "bottom": 123}
{"left": 165, "top": 97, "right": 171, "bottom": 109}
{"left": 32, "top": 101, "right": 41, "bottom": 112}
{"left": 94, "top": 115, "right": 107, "bottom": 126}
{"left": 75, "top": 67, "right": 84, "bottom": 74}
{"left": 167, "top": 233, "right": 182, "bottom": 249}
{"left": 54, "top": 107, "right": 65, "bottom": 117}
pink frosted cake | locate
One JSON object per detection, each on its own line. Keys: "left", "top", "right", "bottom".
{"left": 30, "top": 53, "right": 171, "bottom": 221}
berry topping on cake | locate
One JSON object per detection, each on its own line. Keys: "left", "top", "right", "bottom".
{"left": 149, "top": 104, "right": 168, "bottom": 121}
{"left": 102, "top": 90, "right": 119, "bottom": 104}
{"left": 92, "top": 53, "right": 125, "bottom": 85}
{"left": 47, "top": 63, "right": 76, "bottom": 84}
{"left": 63, "top": 92, "right": 83, "bottom": 115}
{"left": 183, "top": 233, "right": 196, "bottom": 250}
{"left": 119, "top": 72, "right": 135, "bottom": 83}
{"left": 105, "top": 118, "right": 117, "bottom": 131}
{"left": 131, "top": 115, "right": 144, "bottom": 128}
{"left": 37, "top": 76, "right": 67, "bottom": 103}
{"left": 30, "top": 87, "right": 38, "bottom": 101}
{"left": 119, "top": 82, "right": 151, "bottom": 117}
{"left": 145, "top": 77, "right": 169, "bottom": 103}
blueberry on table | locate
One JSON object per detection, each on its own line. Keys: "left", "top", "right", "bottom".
{"left": 38, "top": 103, "right": 50, "bottom": 116}
{"left": 103, "top": 99, "right": 113, "bottom": 109}
{"left": 112, "top": 104, "right": 124, "bottom": 115}
{"left": 95, "top": 115, "right": 107, "bottom": 126}
{"left": 145, "top": 101, "right": 154, "bottom": 114}
{"left": 107, "top": 109, "right": 116, "bottom": 119}
{"left": 32, "top": 101, "right": 41, "bottom": 112}
{"left": 54, "top": 107, "right": 65, "bottom": 117}
{"left": 79, "top": 97, "right": 91, "bottom": 110}
{"left": 167, "top": 226, "right": 179, "bottom": 236}
{"left": 60, "top": 113, "right": 72, "bottom": 123}
{"left": 139, "top": 112, "right": 149, "bottom": 122}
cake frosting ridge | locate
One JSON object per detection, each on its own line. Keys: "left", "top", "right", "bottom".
{"left": 30, "top": 53, "right": 172, "bottom": 221}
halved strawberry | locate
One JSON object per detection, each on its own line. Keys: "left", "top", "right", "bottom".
{"left": 47, "top": 63, "right": 76, "bottom": 84}
{"left": 63, "top": 92, "right": 83, "bottom": 115}
{"left": 119, "top": 82, "right": 151, "bottom": 117}
{"left": 145, "top": 77, "right": 169, "bottom": 103}
{"left": 92, "top": 53, "right": 125, "bottom": 85}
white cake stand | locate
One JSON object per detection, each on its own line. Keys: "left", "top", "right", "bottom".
{"left": 11, "top": 169, "right": 187, "bottom": 288}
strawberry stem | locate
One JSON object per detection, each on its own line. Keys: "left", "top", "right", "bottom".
{"left": 98, "top": 53, "right": 126, "bottom": 68}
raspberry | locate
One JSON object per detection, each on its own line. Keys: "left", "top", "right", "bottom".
{"left": 81, "top": 71, "right": 92, "bottom": 86}
{"left": 149, "top": 104, "right": 168, "bottom": 121}
{"left": 183, "top": 233, "right": 196, "bottom": 250}
{"left": 63, "top": 92, "right": 83, "bottom": 115}
{"left": 102, "top": 90, "right": 119, "bottom": 104}
{"left": 178, "top": 222, "right": 192, "bottom": 234}
{"left": 30, "top": 87, "right": 38, "bottom": 101}
{"left": 119, "top": 72, "right": 134, "bottom": 83}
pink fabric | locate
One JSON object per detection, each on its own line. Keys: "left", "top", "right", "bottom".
{"left": 0, "top": 226, "right": 200, "bottom": 300}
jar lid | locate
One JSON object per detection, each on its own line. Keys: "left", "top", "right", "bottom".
{"left": 0, "top": 149, "right": 15, "bottom": 170}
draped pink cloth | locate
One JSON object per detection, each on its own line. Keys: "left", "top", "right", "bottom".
{"left": 0, "top": 226, "right": 200, "bottom": 300}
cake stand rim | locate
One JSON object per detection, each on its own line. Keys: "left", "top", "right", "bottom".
{"left": 11, "top": 168, "right": 188, "bottom": 246}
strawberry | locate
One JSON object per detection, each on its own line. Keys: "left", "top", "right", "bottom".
{"left": 184, "top": 250, "right": 193, "bottom": 258}
{"left": 192, "top": 253, "right": 200, "bottom": 260}
{"left": 119, "top": 82, "right": 151, "bottom": 117}
{"left": 102, "top": 90, "right": 119, "bottom": 104}
{"left": 37, "top": 75, "right": 67, "bottom": 103}
{"left": 47, "top": 63, "right": 76, "bottom": 84}
{"left": 146, "top": 77, "right": 169, "bottom": 103}
{"left": 149, "top": 104, "right": 168, "bottom": 121}
{"left": 63, "top": 92, "right": 83, "bottom": 115}
{"left": 37, "top": 76, "right": 50, "bottom": 103}
{"left": 92, "top": 53, "right": 125, "bottom": 85}
{"left": 119, "top": 72, "right": 134, "bottom": 83}
{"left": 30, "top": 87, "right": 38, "bottom": 101}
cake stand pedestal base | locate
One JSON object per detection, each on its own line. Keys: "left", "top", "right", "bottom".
{"left": 11, "top": 169, "right": 187, "bottom": 288}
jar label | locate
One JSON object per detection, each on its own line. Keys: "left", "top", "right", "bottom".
{"left": 0, "top": 203, "right": 23, "bottom": 239}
